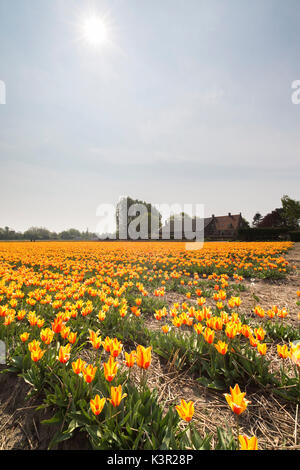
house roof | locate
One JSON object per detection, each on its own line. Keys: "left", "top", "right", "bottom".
{"left": 212, "top": 214, "right": 241, "bottom": 231}
{"left": 159, "top": 213, "right": 242, "bottom": 237}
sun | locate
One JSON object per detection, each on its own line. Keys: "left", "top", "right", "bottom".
{"left": 81, "top": 16, "right": 109, "bottom": 46}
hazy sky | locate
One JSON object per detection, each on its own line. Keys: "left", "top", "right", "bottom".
{"left": 0, "top": 0, "right": 299, "bottom": 233}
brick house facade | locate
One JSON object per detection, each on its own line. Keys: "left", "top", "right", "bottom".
{"left": 160, "top": 213, "right": 245, "bottom": 240}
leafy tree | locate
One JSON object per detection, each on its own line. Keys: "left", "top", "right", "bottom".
{"left": 257, "top": 208, "right": 285, "bottom": 228}
{"left": 0, "top": 227, "right": 22, "bottom": 240}
{"left": 58, "top": 229, "right": 81, "bottom": 240}
{"left": 116, "top": 196, "right": 162, "bottom": 239}
{"left": 240, "top": 216, "right": 250, "bottom": 228}
{"left": 252, "top": 212, "right": 263, "bottom": 227}
{"left": 281, "top": 195, "right": 300, "bottom": 229}
{"left": 23, "top": 227, "right": 51, "bottom": 241}
{"left": 257, "top": 196, "right": 300, "bottom": 229}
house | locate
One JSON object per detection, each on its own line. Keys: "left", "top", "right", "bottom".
{"left": 159, "top": 213, "right": 245, "bottom": 240}
{"left": 206, "top": 213, "right": 245, "bottom": 239}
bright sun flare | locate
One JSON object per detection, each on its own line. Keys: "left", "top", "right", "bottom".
{"left": 81, "top": 16, "right": 108, "bottom": 46}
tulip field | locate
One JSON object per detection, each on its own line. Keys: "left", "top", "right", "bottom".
{"left": 0, "top": 241, "right": 299, "bottom": 450}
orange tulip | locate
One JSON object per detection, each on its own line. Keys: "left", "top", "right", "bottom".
{"left": 277, "top": 308, "right": 288, "bottom": 318}
{"left": 31, "top": 348, "right": 45, "bottom": 362}
{"left": 202, "top": 327, "right": 215, "bottom": 344}
{"left": 249, "top": 335, "right": 259, "bottom": 347}
{"left": 20, "top": 332, "right": 30, "bottom": 342}
{"left": 51, "top": 317, "right": 63, "bottom": 334}
{"left": 82, "top": 364, "right": 97, "bottom": 383}
{"left": 72, "top": 358, "right": 86, "bottom": 375}
{"left": 241, "top": 325, "right": 251, "bottom": 338}
{"left": 224, "top": 384, "right": 251, "bottom": 415}
{"left": 225, "top": 322, "right": 239, "bottom": 339}
{"left": 28, "top": 339, "right": 41, "bottom": 352}
{"left": 68, "top": 332, "right": 77, "bottom": 344}
{"left": 267, "top": 309, "right": 275, "bottom": 319}
{"left": 277, "top": 344, "right": 290, "bottom": 359}
{"left": 27, "top": 311, "right": 38, "bottom": 326}
{"left": 124, "top": 351, "right": 136, "bottom": 368}
{"left": 215, "top": 340, "right": 228, "bottom": 355}
{"left": 17, "top": 310, "right": 26, "bottom": 321}
{"left": 102, "top": 336, "right": 112, "bottom": 353}
{"left": 194, "top": 323, "right": 203, "bottom": 335}
{"left": 58, "top": 343, "right": 72, "bottom": 364}
{"left": 136, "top": 345, "right": 152, "bottom": 370}
{"left": 289, "top": 342, "right": 300, "bottom": 366}
{"left": 254, "top": 327, "right": 265, "bottom": 341}
{"left": 253, "top": 306, "right": 265, "bottom": 318}
{"left": 228, "top": 298, "right": 236, "bottom": 309}
{"left": 239, "top": 435, "right": 258, "bottom": 450}
{"left": 36, "top": 318, "right": 45, "bottom": 328}
{"left": 197, "top": 297, "right": 206, "bottom": 307}
{"left": 40, "top": 328, "right": 54, "bottom": 345}
{"left": 60, "top": 325, "right": 71, "bottom": 340}
{"left": 89, "top": 329, "right": 102, "bottom": 350}
{"left": 98, "top": 310, "right": 106, "bottom": 321}
{"left": 161, "top": 325, "right": 170, "bottom": 334}
{"left": 172, "top": 316, "right": 183, "bottom": 328}
{"left": 109, "top": 338, "right": 123, "bottom": 358}
{"left": 108, "top": 385, "right": 127, "bottom": 407}
{"left": 233, "top": 297, "right": 242, "bottom": 307}
{"left": 257, "top": 343, "right": 267, "bottom": 356}
{"left": 220, "top": 311, "right": 229, "bottom": 324}
{"left": 90, "top": 395, "right": 106, "bottom": 416}
{"left": 175, "top": 399, "right": 194, "bottom": 422}
{"left": 103, "top": 356, "right": 119, "bottom": 382}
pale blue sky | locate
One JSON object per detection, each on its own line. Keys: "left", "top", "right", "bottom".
{"left": 0, "top": 0, "right": 299, "bottom": 232}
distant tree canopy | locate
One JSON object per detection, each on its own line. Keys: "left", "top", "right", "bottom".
{"left": 59, "top": 228, "right": 82, "bottom": 240}
{"left": 240, "top": 217, "right": 250, "bottom": 228}
{"left": 257, "top": 209, "right": 285, "bottom": 228}
{"left": 167, "top": 212, "right": 192, "bottom": 223}
{"left": 23, "top": 227, "right": 52, "bottom": 240}
{"left": 0, "top": 226, "right": 99, "bottom": 241}
{"left": 2, "top": 195, "right": 297, "bottom": 241}
{"left": 281, "top": 195, "right": 300, "bottom": 229}
{"left": 116, "top": 196, "right": 162, "bottom": 239}
{"left": 257, "top": 195, "right": 300, "bottom": 229}
{"left": 0, "top": 227, "right": 23, "bottom": 240}
{"left": 252, "top": 212, "right": 263, "bottom": 227}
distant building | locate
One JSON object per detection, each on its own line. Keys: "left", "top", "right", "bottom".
{"left": 159, "top": 213, "right": 246, "bottom": 240}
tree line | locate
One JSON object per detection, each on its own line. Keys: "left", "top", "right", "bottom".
{"left": 0, "top": 227, "right": 99, "bottom": 241}
{"left": 1, "top": 195, "right": 298, "bottom": 241}
{"left": 252, "top": 195, "right": 300, "bottom": 230}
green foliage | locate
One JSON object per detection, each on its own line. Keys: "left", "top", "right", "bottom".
{"left": 238, "top": 227, "right": 290, "bottom": 242}
{"left": 151, "top": 329, "right": 278, "bottom": 391}
{"left": 98, "top": 308, "right": 150, "bottom": 347}
{"left": 274, "top": 367, "right": 300, "bottom": 403}
{"left": 265, "top": 321, "right": 300, "bottom": 342}
{"left": 4, "top": 351, "right": 32, "bottom": 374}
{"left": 150, "top": 329, "right": 210, "bottom": 373}
{"left": 40, "top": 376, "right": 218, "bottom": 450}
{"left": 281, "top": 195, "right": 300, "bottom": 229}
{"left": 289, "top": 231, "right": 300, "bottom": 242}
{"left": 215, "top": 427, "right": 238, "bottom": 450}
